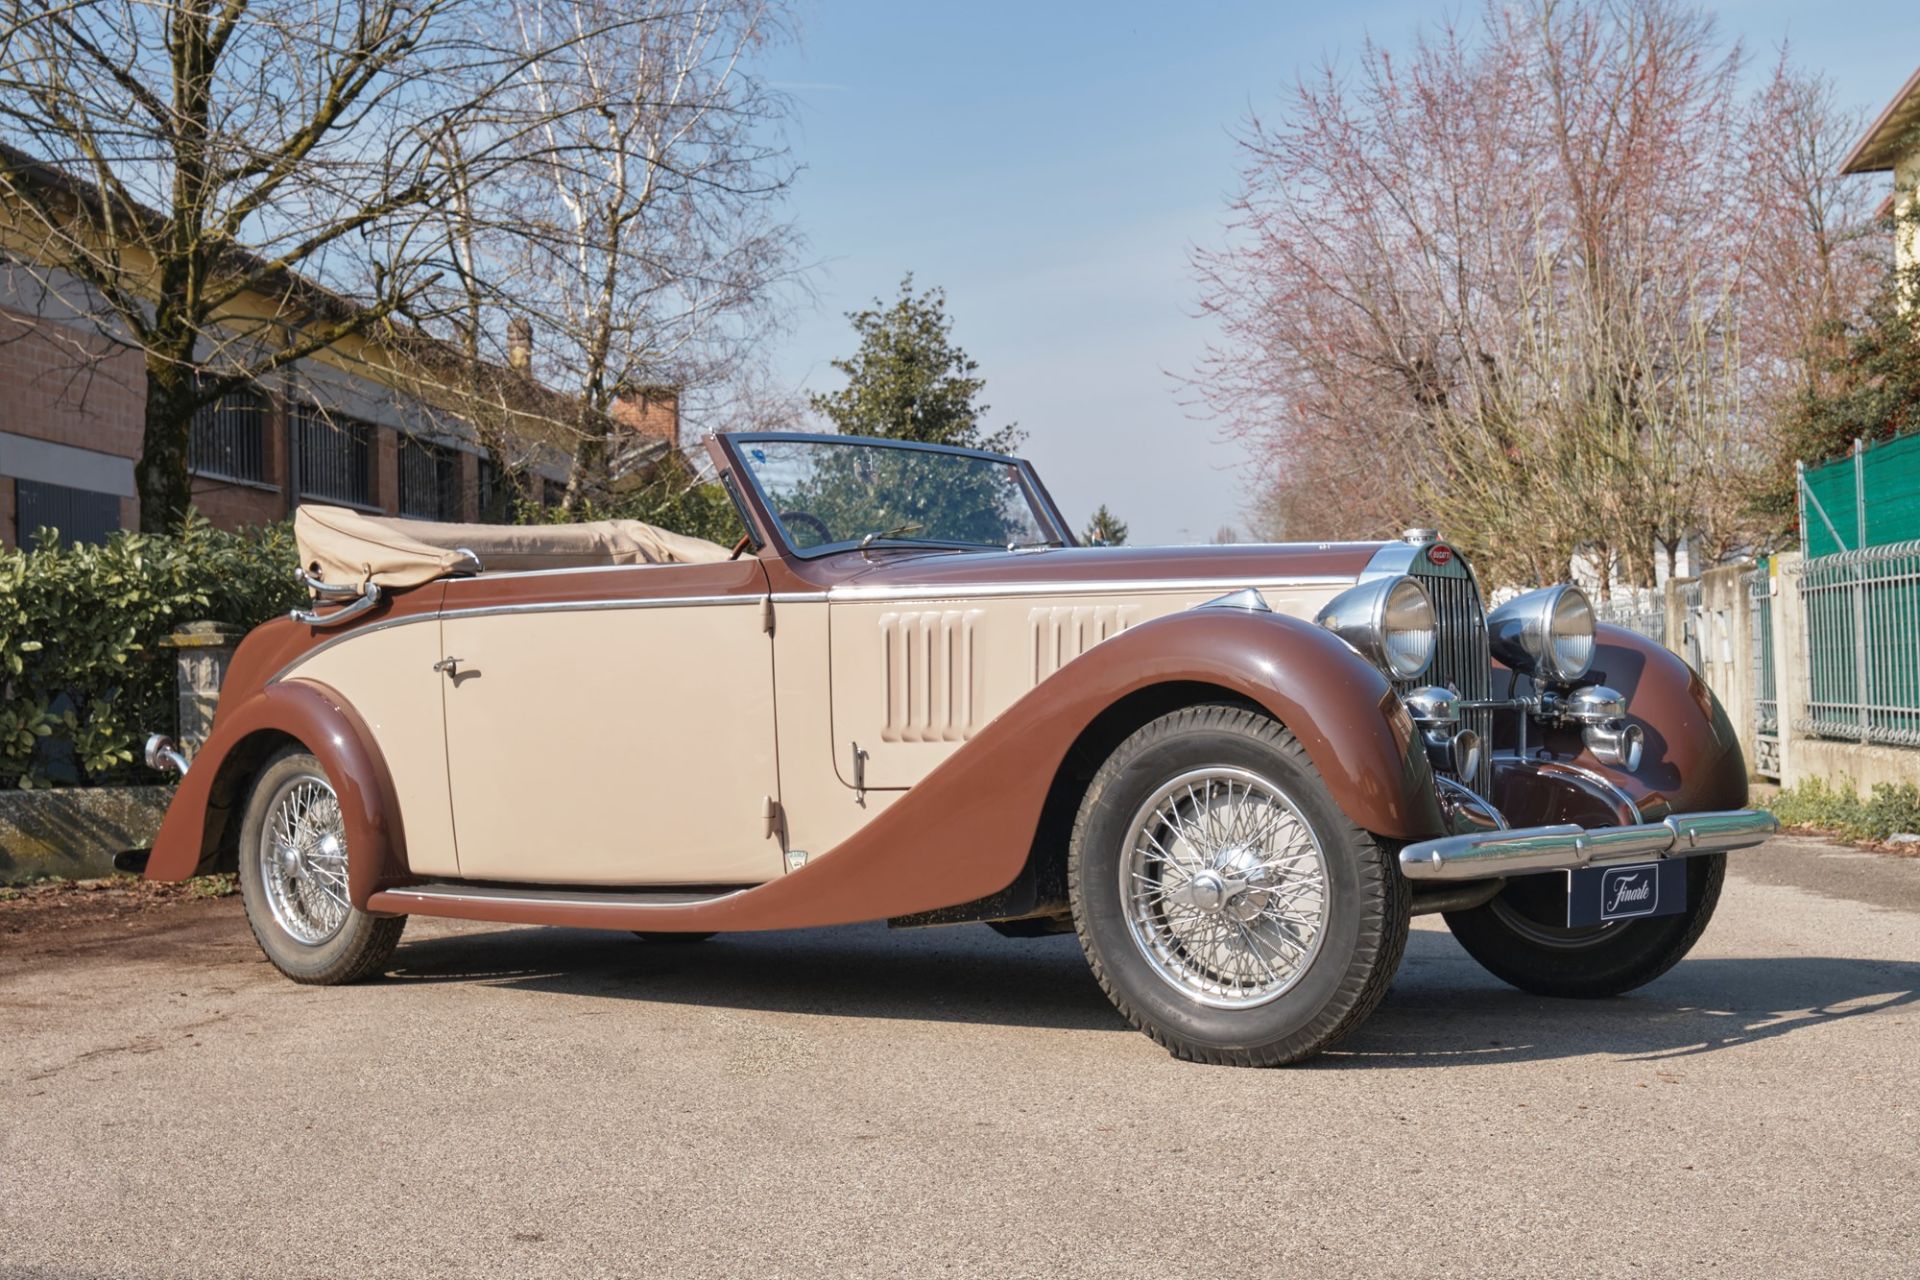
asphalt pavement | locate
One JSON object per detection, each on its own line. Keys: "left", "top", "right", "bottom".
{"left": 2, "top": 835, "right": 1917, "bottom": 1279}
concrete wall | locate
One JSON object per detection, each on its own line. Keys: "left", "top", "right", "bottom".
{"left": 1667, "top": 551, "right": 1920, "bottom": 795}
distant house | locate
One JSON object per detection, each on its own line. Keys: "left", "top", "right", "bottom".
{"left": 1841, "top": 64, "right": 1920, "bottom": 287}
{"left": 0, "top": 147, "right": 678, "bottom": 548}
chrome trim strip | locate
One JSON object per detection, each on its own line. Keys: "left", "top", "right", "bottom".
{"left": 271, "top": 593, "right": 762, "bottom": 684}
{"left": 379, "top": 883, "right": 751, "bottom": 911}
{"left": 436, "top": 595, "right": 755, "bottom": 622}
{"left": 825, "top": 575, "right": 1354, "bottom": 603}
{"left": 1400, "top": 809, "right": 1778, "bottom": 881}
{"left": 458, "top": 560, "right": 738, "bottom": 582}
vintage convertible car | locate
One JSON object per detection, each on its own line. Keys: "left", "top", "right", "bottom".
{"left": 140, "top": 432, "right": 1776, "bottom": 1065}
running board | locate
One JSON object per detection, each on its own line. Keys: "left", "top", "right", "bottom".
{"left": 366, "top": 880, "right": 751, "bottom": 928}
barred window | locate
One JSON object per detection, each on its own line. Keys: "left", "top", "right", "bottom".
{"left": 476, "top": 457, "right": 506, "bottom": 521}
{"left": 293, "top": 405, "right": 374, "bottom": 507}
{"left": 16, "top": 479, "right": 121, "bottom": 548}
{"left": 399, "top": 435, "right": 461, "bottom": 521}
{"left": 188, "top": 386, "right": 269, "bottom": 483}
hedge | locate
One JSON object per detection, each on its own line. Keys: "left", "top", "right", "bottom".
{"left": 1, "top": 513, "right": 303, "bottom": 789}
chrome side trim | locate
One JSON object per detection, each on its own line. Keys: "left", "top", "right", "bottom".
{"left": 379, "top": 882, "right": 752, "bottom": 911}
{"left": 436, "top": 594, "right": 756, "bottom": 623}
{"left": 1400, "top": 809, "right": 1778, "bottom": 881}
{"left": 825, "top": 575, "right": 1353, "bottom": 603}
{"left": 472, "top": 560, "right": 726, "bottom": 582}
{"left": 271, "top": 593, "right": 763, "bottom": 684}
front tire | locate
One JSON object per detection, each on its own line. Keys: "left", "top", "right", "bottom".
{"left": 1443, "top": 853, "right": 1724, "bottom": 998}
{"left": 238, "top": 747, "right": 405, "bottom": 985}
{"left": 1069, "top": 705, "right": 1409, "bottom": 1066}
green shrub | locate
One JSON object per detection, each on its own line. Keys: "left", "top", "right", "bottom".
{"left": 0, "top": 513, "right": 302, "bottom": 789}
{"left": 1763, "top": 778, "right": 1920, "bottom": 843}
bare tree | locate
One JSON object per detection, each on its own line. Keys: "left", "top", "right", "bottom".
{"left": 1192, "top": 0, "right": 1878, "bottom": 588}
{"left": 411, "top": 0, "right": 800, "bottom": 513}
{"left": 0, "top": 0, "right": 572, "bottom": 529}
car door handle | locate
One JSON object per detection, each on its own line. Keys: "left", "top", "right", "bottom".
{"left": 432, "top": 656, "right": 462, "bottom": 675}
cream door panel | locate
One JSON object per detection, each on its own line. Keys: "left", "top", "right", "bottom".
{"left": 442, "top": 599, "right": 781, "bottom": 885}
{"left": 769, "top": 597, "right": 900, "bottom": 859}
{"left": 828, "top": 582, "right": 1337, "bottom": 790}
{"left": 284, "top": 616, "right": 458, "bottom": 877}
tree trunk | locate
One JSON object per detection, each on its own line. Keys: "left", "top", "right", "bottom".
{"left": 136, "top": 352, "right": 198, "bottom": 533}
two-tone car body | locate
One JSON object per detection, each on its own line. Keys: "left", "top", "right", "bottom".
{"left": 141, "top": 432, "right": 1775, "bottom": 1064}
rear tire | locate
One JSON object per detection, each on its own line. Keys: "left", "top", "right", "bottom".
{"left": 1068, "top": 705, "right": 1409, "bottom": 1066}
{"left": 238, "top": 748, "right": 405, "bottom": 986}
{"left": 1443, "top": 853, "right": 1724, "bottom": 998}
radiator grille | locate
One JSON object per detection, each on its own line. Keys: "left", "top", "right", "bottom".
{"left": 1406, "top": 563, "right": 1494, "bottom": 796}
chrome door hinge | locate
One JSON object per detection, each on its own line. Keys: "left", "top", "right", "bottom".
{"left": 760, "top": 595, "right": 775, "bottom": 635}
{"left": 851, "top": 742, "right": 868, "bottom": 803}
{"left": 762, "top": 794, "right": 783, "bottom": 842}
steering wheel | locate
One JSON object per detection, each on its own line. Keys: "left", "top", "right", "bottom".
{"left": 779, "top": 510, "right": 833, "bottom": 547}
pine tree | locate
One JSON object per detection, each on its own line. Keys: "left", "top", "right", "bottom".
{"left": 1084, "top": 504, "right": 1129, "bottom": 546}
{"left": 809, "top": 275, "right": 1021, "bottom": 452}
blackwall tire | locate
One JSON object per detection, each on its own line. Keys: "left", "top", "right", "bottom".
{"left": 1443, "top": 853, "right": 1724, "bottom": 998}
{"left": 1068, "top": 705, "right": 1410, "bottom": 1067}
{"left": 237, "top": 747, "right": 405, "bottom": 985}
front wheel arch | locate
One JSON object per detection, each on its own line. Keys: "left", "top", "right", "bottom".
{"left": 968, "top": 683, "right": 1271, "bottom": 929}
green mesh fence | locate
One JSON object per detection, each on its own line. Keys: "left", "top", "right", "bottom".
{"left": 1800, "top": 434, "right": 1920, "bottom": 557}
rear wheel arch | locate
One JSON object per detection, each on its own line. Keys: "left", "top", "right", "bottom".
{"left": 192, "top": 728, "right": 303, "bottom": 875}
{"left": 151, "top": 681, "right": 411, "bottom": 904}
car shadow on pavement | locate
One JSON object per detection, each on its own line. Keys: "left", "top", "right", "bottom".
{"left": 387, "top": 920, "right": 1128, "bottom": 1032}
{"left": 383, "top": 920, "right": 1920, "bottom": 1064}
{"left": 1332, "top": 929, "right": 1920, "bottom": 1067}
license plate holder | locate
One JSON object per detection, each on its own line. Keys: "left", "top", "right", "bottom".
{"left": 1566, "top": 859, "right": 1688, "bottom": 927}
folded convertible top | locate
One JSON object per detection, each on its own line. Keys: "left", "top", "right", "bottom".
{"left": 293, "top": 504, "right": 732, "bottom": 589}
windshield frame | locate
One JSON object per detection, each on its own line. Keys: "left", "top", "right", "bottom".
{"left": 718, "top": 432, "right": 1075, "bottom": 560}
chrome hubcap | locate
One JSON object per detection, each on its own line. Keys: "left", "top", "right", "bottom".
{"left": 259, "top": 774, "right": 351, "bottom": 946}
{"left": 1120, "top": 766, "right": 1330, "bottom": 1008}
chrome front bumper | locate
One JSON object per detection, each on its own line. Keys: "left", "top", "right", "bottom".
{"left": 1399, "top": 809, "right": 1779, "bottom": 882}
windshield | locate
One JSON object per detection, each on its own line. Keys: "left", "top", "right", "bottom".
{"left": 733, "top": 437, "right": 1057, "bottom": 555}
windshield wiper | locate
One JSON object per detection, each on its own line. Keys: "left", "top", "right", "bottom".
{"left": 1007, "top": 537, "right": 1066, "bottom": 552}
{"left": 858, "top": 522, "right": 925, "bottom": 551}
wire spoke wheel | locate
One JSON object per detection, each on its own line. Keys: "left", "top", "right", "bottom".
{"left": 1119, "top": 765, "right": 1330, "bottom": 1008}
{"left": 259, "top": 773, "right": 351, "bottom": 947}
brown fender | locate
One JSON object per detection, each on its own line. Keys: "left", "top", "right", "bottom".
{"left": 144, "top": 678, "right": 410, "bottom": 907}
{"left": 368, "top": 605, "right": 1442, "bottom": 932}
{"left": 1518, "top": 623, "right": 1749, "bottom": 823}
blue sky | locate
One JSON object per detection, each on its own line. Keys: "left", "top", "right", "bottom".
{"left": 757, "top": 2, "right": 1920, "bottom": 544}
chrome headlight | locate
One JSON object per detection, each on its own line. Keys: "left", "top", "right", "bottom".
{"left": 1315, "top": 576, "right": 1435, "bottom": 680}
{"left": 1487, "top": 585, "right": 1595, "bottom": 683}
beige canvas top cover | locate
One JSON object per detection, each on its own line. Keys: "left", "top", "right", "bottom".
{"left": 294, "top": 504, "right": 732, "bottom": 589}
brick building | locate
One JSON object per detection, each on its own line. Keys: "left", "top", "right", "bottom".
{"left": 0, "top": 164, "right": 679, "bottom": 549}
